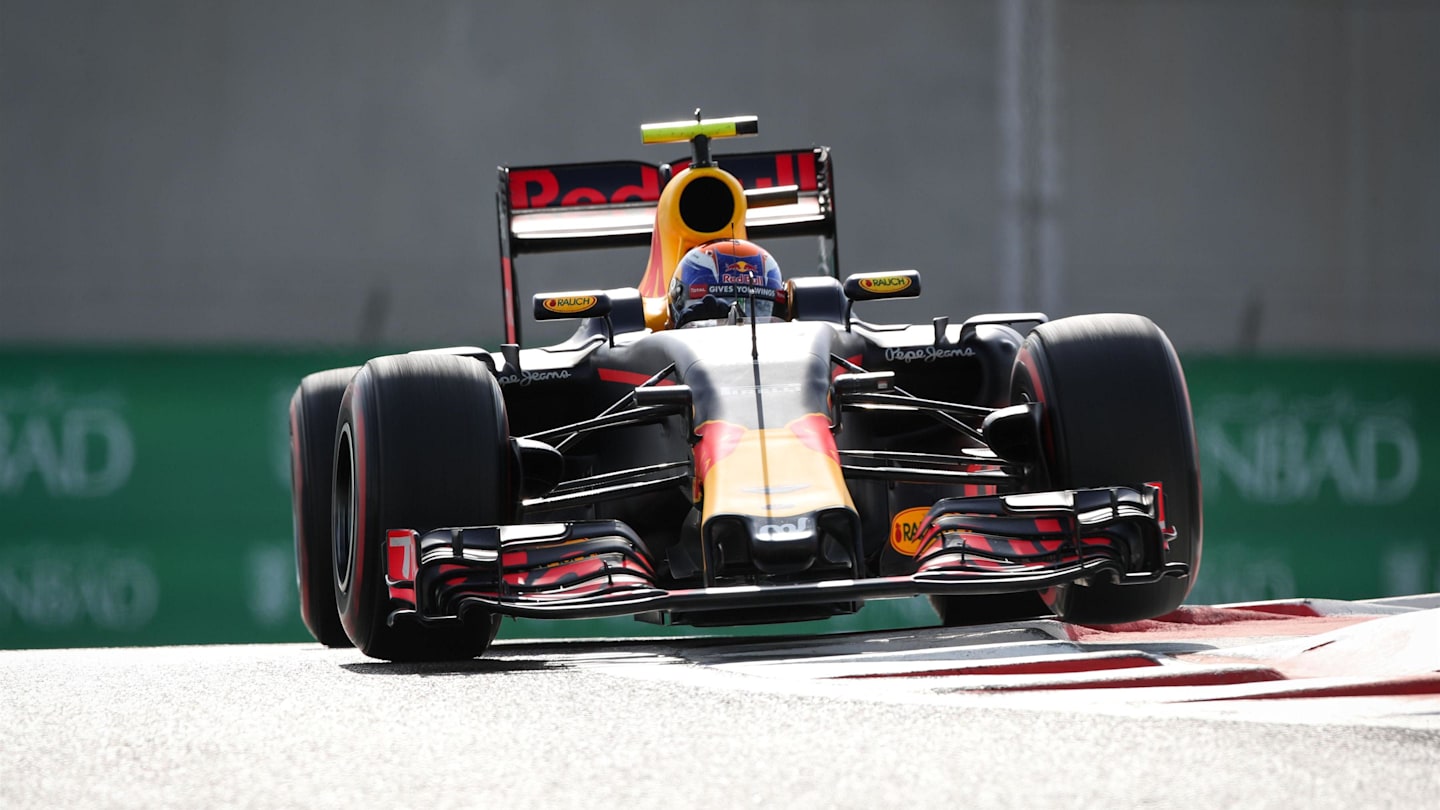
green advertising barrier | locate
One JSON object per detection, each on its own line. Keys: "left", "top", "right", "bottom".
{"left": 1183, "top": 356, "right": 1440, "bottom": 605}
{"left": 2, "top": 349, "right": 1437, "bottom": 649}
{"left": 0, "top": 349, "right": 368, "bottom": 650}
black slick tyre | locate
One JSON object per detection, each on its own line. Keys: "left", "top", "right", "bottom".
{"left": 333, "top": 353, "right": 512, "bottom": 661}
{"left": 289, "top": 366, "right": 360, "bottom": 647}
{"left": 1013, "top": 313, "right": 1202, "bottom": 624}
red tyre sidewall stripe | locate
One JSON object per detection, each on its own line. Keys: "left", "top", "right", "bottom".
{"left": 1017, "top": 344, "right": 1060, "bottom": 610}
{"left": 337, "top": 380, "right": 370, "bottom": 646}
{"left": 353, "top": 392, "right": 369, "bottom": 642}
{"left": 288, "top": 396, "right": 321, "bottom": 626}
{"left": 289, "top": 396, "right": 317, "bottom": 624}
{"left": 1015, "top": 345, "right": 1046, "bottom": 403}
{"left": 1015, "top": 344, "right": 1057, "bottom": 464}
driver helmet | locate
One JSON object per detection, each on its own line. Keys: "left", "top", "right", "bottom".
{"left": 668, "top": 239, "right": 785, "bottom": 327}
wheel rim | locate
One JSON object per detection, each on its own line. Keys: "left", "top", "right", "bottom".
{"left": 333, "top": 422, "right": 357, "bottom": 592}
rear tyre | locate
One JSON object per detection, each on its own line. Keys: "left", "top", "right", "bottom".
{"left": 290, "top": 366, "right": 360, "bottom": 647}
{"left": 334, "top": 354, "right": 512, "bottom": 661}
{"left": 1013, "top": 313, "right": 1202, "bottom": 624}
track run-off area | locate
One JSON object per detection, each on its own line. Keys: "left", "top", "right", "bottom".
{"left": 3, "top": 595, "right": 1438, "bottom": 808}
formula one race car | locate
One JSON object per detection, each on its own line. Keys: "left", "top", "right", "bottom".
{"left": 289, "top": 114, "right": 1202, "bottom": 661}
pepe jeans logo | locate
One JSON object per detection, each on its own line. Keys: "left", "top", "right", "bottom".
{"left": 1197, "top": 391, "right": 1420, "bottom": 505}
{"left": 497, "top": 369, "right": 573, "bottom": 387}
{"left": 0, "top": 383, "right": 135, "bottom": 498}
{"left": 542, "top": 296, "right": 598, "bottom": 314}
{"left": 884, "top": 346, "right": 974, "bottom": 363}
{"left": 859, "top": 276, "right": 911, "bottom": 293}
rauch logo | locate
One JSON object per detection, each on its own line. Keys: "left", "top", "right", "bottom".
{"left": 888, "top": 506, "right": 930, "bottom": 556}
{"left": 543, "top": 297, "right": 598, "bottom": 314}
{"left": 859, "top": 276, "right": 911, "bottom": 293}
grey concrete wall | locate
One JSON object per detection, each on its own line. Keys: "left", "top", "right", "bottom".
{"left": 2, "top": 0, "right": 1436, "bottom": 351}
{"left": 1063, "top": 1, "right": 1440, "bottom": 351}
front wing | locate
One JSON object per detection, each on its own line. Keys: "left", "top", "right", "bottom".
{"left": 382, "top": 487, "right": 1187, "bottom": 627}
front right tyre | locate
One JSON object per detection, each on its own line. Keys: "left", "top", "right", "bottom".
{"left": 1013, "top": 313, "right": 1203, "bottom": 624}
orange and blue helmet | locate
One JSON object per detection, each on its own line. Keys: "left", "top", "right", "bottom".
{"left": 668, "top": 239, "right": 784, "bottom": 327}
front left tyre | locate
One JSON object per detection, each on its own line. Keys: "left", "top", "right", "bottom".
{"left": 333, "top": 353, "right": 513, "bottom": 661}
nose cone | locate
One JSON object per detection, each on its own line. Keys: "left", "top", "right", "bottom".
{"left": 697, "top": 415, "right": 855, "bottom": 577}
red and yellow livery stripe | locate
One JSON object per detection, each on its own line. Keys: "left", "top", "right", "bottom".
{"left": 693, "top": 414, "right": 853, "bottom": 522}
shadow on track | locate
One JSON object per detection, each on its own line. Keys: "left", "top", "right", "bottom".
{"left": 341, "top": 659, "right": 560, "bottom": 676}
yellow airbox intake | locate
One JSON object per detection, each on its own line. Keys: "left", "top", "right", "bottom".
{"left": 653, "top": 165, "right": 749, "bottom": 280}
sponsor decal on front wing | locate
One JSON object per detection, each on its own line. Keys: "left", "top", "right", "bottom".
{"left": 889, "top": 506, "right": 931, "bottom": 556}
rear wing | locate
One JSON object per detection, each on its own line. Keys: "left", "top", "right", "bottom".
{"left": 495, "top": 148, "right": 837, "bottom": 345}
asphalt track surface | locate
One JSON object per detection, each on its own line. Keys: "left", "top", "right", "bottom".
{"left": 4, "top": 598, "right": 1439, "bottom": 809}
